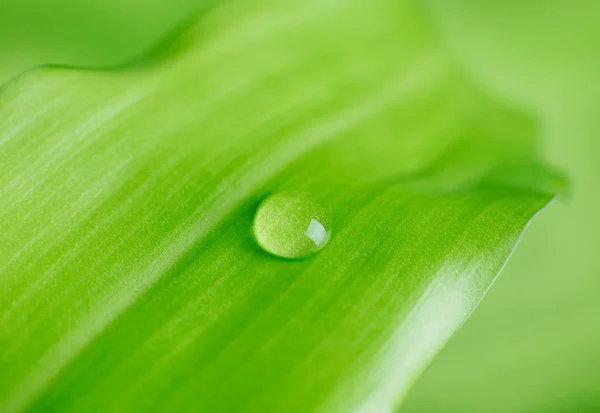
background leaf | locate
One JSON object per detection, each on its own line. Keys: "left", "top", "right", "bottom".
{"left": 0, "top": 0, "right": 564, "bottom": 412}
{"left": 0, "top": 0, "right": 211, "bottom": 85}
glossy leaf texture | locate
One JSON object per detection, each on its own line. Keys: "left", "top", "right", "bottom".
{"left": 0, "top": 0, "right": 564, "bottom": 412}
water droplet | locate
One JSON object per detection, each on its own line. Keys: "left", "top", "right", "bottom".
{"left": 253, "top": 191, "right": 332, "bottom": 259}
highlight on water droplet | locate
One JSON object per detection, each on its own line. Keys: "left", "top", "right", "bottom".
{"left": 253, "top": 191, "right": 332, "bottom": 259}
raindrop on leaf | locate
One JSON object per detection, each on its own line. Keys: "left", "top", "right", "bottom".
{"left": 253, "top": 191, "right": 332, "bottom": 259}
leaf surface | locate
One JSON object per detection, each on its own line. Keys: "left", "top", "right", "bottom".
{"left": 0, "top": 0, "right": 563, "bottom": 412}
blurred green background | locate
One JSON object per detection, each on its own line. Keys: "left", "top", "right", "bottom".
{"left": 0, "top": 0, "right": 207, "bottom": 84}
{"left": 1, "top": 1, "right": 599, "bottom": 412}
{"left": 403, "top": 1, "right": 600, "bottom": 412}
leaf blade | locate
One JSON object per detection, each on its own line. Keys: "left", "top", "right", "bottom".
{"left": 0, "top": 0, "right": 563, "bottom": 412}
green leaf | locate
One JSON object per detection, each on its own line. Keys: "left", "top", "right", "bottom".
{"left": 0, "top": 0, "right": 563, "bottom": 412}
{"left": 0, "top": 0, "right": 211, "bottom": 85}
